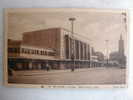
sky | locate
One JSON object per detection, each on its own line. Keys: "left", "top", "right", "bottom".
{"left": 7, "top": 9, "right": 127, "bottom": 55}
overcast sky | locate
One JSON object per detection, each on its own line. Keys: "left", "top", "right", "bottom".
{"left": 7, "top": 9, "right": 127, "bottom": 55}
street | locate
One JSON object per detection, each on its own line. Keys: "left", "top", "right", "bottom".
{"left": 8, "top": 67, "right": 126, "bottom": 85}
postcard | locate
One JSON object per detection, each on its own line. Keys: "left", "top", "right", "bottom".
{"left": 4, "top": 8, "right": 128, "bottom": 88}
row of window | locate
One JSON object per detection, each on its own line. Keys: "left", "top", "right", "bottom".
{"left": 8, "top": 47, "right": 56, "bottom": 56}
{"left": 65, "top": 35, "right": 90, "bottom": 60}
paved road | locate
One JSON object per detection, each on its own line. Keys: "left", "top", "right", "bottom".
{"left": 8, "top": 67, "right": 126, "bottom": 85}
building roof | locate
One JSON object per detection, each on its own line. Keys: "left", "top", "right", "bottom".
{"left": 23, "top": 27, "right": 92, "bottom": 44}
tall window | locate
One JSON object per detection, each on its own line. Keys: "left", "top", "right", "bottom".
{"left": 75, "top": 40, "right": 79, "bottom": 59}
{"left": 80, "top": 42, "right": 83, "bottom": 60}
{"left": 65, "top": 35, "right": 69, "bottom": 59}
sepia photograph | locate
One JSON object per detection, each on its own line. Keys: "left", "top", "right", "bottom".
{"left": 4, "top": 8, "right": 128, "bottom": 88}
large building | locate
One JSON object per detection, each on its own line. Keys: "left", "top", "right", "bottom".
{"left": 8, "top": 28, "right": 94, "bottom": 70}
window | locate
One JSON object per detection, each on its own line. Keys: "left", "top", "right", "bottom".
{"left": 44, "top": 51, "right": 47, "bottom": 55}
{"left": 65, "top": 35, "right": 69, "bottom": 59}
{"left": 8, "top": 47, "right": 20, "bottom": 53}
{"left": 37, "top": 50, "right": 39, "bottom": 54}
{"left": 41, "top": 51, "right": 44, "bottom": 55}
{"left": 27, "top": 49, "right": 30, "bottom": 54}
{"left": 21, "top": 48, "right": 25, "bottom": 53}
{"left": 8, "top": 48, "right": 13, "bottom": 53}
{"left": 31, "top": 50, "right": 34, "bottom": 54}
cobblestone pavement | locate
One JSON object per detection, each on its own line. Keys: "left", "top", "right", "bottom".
{"left": 8, "top": 67, "right": 126, "bottom": 85}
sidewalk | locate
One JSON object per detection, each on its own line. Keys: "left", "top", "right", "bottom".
{"left": 13, "top": 67, "right": 122, "bottom": 76}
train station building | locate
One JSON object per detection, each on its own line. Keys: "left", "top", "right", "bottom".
{"left": 8, "top": 28, "right": 98, "bottom": 70}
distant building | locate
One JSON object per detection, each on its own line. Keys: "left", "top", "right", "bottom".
{"left": 91, "top": 47, "right": 104, "bottom": 61}
{"left": 109, "top": 51, "right": 120, "bottom": 61}
{"left": 8, "top": 28, "right": 93, "bottom": 70}
{"left": 94, "top": 52, "right": 104, "bottom": 61}
{"left": 118, "top": 34, "right": 126, "bottom": 66}
{"left": 109, "top": 34, "right": 126, "bottom": 66}
{"left": 91, "top": 47, "right": 104, "bottom": 67}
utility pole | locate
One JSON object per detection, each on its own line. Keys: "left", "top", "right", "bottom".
{"left": 69, "top": 17, "right": 76, "bottom": 72}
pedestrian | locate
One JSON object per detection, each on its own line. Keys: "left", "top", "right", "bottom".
{"left": 71, "top": 63, "right": 75, "bottom": 72}
{"left": 71, "top": 66, "right": 74, "bottom": 72}
{"left": 71, "top": 55, "right": 75, "bottom": 72}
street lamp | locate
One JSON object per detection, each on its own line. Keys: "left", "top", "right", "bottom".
{"left": 105, "top": 40, "right": 109, "bottom": 66}
{"left": 69, "top": 17, "right": 76, "bottom": 72}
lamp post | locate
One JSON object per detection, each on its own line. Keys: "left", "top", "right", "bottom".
{"left": 69, "top": 17, "right": 76, "bottom": 72}
{"left": 105, "top": 40, "right": 109, "bottom": 66}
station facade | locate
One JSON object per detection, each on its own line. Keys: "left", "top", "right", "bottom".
{"left": 8, "top": 28, "right": 97, "bottom": 70}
